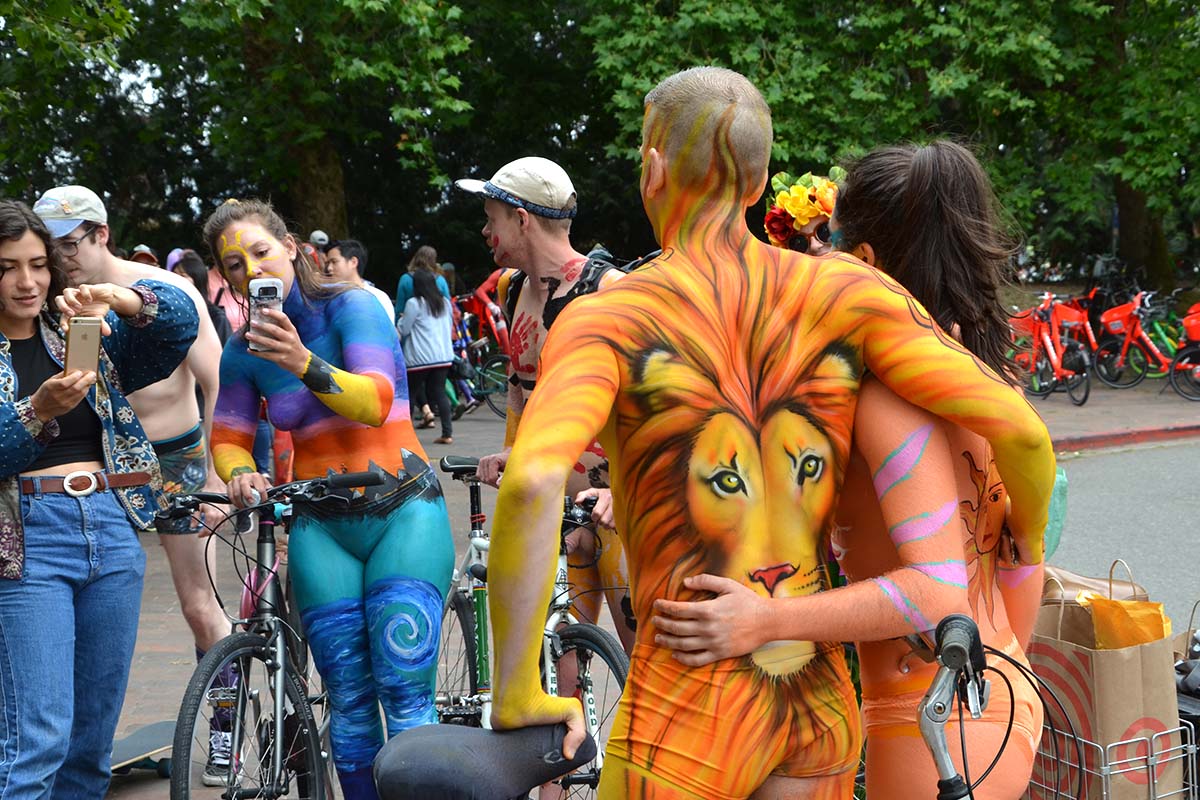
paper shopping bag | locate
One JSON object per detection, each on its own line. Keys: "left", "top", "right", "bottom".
{"left": 1025, "top": 600, "right": 1182, "bottom": 800}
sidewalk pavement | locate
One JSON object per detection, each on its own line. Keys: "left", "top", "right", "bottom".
{"left": 106, "top": 381, "right": 1196, "bottom": 797}
{"left": 1032, "top": 378, "right": 1200, "bottom": 451}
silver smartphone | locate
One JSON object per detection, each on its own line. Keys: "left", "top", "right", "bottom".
{"left": 63, "top": 316, "right": 103, "bottom": 374}
{"left": 247, "top": 278, "right": 284, "bottom": 352}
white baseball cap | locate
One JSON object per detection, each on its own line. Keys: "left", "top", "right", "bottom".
{"left": 309, "top": 229, "right": 329, "bottom": 247}
{"left": 33, "top": 185, "right": 108, "bottom": 238}
{"left": 455, "top": 157, "right": 577, "bottom": 219}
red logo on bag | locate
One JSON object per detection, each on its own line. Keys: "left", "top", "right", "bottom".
{"left": 1113, "top": 717, "right": 1171, "bottom": 785}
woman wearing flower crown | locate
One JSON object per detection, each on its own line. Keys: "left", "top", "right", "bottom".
{"left": 762, "top": 168, "right": 843, "bottom": 255}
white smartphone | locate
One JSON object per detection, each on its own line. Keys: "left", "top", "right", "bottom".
{"left": 247, "top": 278, "right": 284, "bottom": 352}
{"left": 63, "top": 316, "right": 103, "bottom": 375}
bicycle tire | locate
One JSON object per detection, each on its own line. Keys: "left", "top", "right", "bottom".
{"left": 436, "top": 588, "right": 482, "bottom": 726}
{"left": 1061, "top": 340, "right": 1091, "bottom": 406}
{"left": 1094, "top": 336, "right": 1149, "bottom": 388}
{"left": 547, "top": 623, "right": 629, "bottom": 799}
{"left": 1024, "top": 354, "right": 1055, "bottom": 397}
{"left": 1169, "top": 345, "right": 1200, "bottom": 401}
{"left": 480, "top": 353, "right": 510, "bottom": 418}
{"left": 171, "top": 631, "right": 328, "bottom": 800}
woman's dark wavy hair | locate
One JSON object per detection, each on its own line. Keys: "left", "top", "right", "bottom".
{"left": 202, "top": 198, "right": 340, "bottom": 304}
{"left": 834, "top": 140, "right": 1020, "bottom": 384}
{"left": 411, "top": 269, "right": 446, "bottom": 317}
{"left": 0, "top": 199, "right": 69, "bottom": 310}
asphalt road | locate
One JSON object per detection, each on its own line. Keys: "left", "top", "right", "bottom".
{"left": 1051, "top": 438, "right": 1200, "bottom": 631}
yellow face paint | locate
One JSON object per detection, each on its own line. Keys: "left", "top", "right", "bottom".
{"left": 218, "top": 223, "right": 294, "bottom": 296}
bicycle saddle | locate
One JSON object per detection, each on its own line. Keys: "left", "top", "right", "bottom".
{"left": 439, "top": 456, "right": 481, "bottom": 477}
{"left": 374, "top": 723, "right": 597, "bottom": 800}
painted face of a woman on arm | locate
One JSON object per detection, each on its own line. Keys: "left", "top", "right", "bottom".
{"left": 217, "top": 219, "right": 297, "bottom": 297}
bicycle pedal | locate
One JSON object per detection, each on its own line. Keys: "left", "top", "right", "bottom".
{"left": 206, "top": 686, "right": 239, "bottom": 710}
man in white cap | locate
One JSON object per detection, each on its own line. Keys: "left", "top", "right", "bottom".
{"left": 34, "top": 186, "right": 231, "bottom": 687}
{"left": 456, "top": 158, "right": 635, "bottom": 674}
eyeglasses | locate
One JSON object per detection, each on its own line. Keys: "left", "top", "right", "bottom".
{"left": 788, "top": 221, "right": 832, "bottom": 254}
{"left": 57, "top": 224, "right": 98, "bottom": 257}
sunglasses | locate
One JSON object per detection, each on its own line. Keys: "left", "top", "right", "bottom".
{"left": 788, "top": 221, "right": 832, "bottom": 254}
{"left": 57, "top": 224, "right": 99, "bottom": 257}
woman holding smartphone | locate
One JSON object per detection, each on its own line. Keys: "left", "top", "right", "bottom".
{"left": 0, "top": 199, "right": 197, "bottom": 798}
{"left": 204, "top": 199, "right": 453, "bottom": 800}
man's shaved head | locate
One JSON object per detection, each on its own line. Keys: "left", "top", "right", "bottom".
{"left": 643, "top": 67, "right": 773, "bottom": 202}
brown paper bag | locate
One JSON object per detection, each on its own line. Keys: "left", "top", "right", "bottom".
{"left": 1025, "top": 599, "right": 1182, "bottom": 800}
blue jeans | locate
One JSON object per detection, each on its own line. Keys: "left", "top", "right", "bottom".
{"left": 0, "top": 488, "right": 146, "bottom": 799}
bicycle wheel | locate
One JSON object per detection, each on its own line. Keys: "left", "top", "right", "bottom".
{"left": 1061, "top": 340, "right": 1091, "bottom": 406}
{"left": 479, "top": 353, "right": 511, "bottom": 418}
{"left": 1169, "top": 345, "right": 1200, "bottom": 401}
{"left": 547, "top": 623, "right": 629, "bottom": 799}
{"left": 1094, "top": 335, "right": 1149, "bottom": 388}
{"left": 1024, "top": 354, "right": 1056, "bottom": 397}
{"left": 435, "top": 588, "right": 482, "bottom": 725}
{"left": 171, "top": 631, "right": 328, "bottom": 800}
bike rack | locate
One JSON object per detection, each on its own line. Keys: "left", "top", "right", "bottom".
{"left": 1025, "top": 718, "right": 1197, "bottom": 799}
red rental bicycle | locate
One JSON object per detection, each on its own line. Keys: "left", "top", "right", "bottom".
{"left": 1167, "top": 299, "right": 1200, "bottom": 401}
{"left": 1010, "top": 293, "right": 1091, "bottom": 406}
{"left": 1093, "top": 291, "right": 1175, "bottom": 389}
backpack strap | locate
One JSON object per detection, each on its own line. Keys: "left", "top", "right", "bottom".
{"left": 540, "top": 257, "right": 618, "bottom": 330}
{"left": 503, "top": 270, "right": 526, "bottom": 327}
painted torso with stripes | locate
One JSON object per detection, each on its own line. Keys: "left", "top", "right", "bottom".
{"left": 212, "top": 281, "right": 426, "bottom": 479}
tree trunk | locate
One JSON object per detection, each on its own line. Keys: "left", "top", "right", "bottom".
{"left": 1115, "top": 177, "right": 1173, "bottom": 290}
{"left": 286, "top": 135, "right": 349, "bottom": 240}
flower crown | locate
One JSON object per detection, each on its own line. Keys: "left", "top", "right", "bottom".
{"left": 763, "top": 167, "right": 845, "bottom": 247}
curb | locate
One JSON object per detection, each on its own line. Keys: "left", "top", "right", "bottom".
{"left": 1053, "top": 424, "right": 1200, "bottom": 452}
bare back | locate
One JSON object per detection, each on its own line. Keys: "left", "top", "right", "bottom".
{"left": 115, "top": 260, "right": 221, "bottom": 442}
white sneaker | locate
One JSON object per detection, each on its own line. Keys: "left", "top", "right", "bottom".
{"left": 202, "top": 729, "right": 233, "bottom": 786}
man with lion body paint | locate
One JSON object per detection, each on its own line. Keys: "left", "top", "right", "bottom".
{"left": 486, "top": 66, "right": 1055, "bottom": 800}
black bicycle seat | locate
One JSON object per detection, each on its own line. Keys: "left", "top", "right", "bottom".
{"left": 439, "top": 456, "right": 481, "bottom": 477}
{"left": 374, "top": 723, "right": 597, "bottom": 800}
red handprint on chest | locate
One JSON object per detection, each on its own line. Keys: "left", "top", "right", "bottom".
{"left": 509, "top": 313, "right": 541, "bottom": 377}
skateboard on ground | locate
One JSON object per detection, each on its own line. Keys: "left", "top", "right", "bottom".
{"left": 111, "top": 719, "right": 174, "bottom": 779}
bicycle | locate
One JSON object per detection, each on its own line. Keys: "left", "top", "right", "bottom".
{"left": 1168, "top": 299, "right": 1200, "bottom": 401}
{"left": 453, "top": 293, "right": 511, "bottom": 418}
{"left": 1010, "top": 293, "right": 1091, "bottom": 405}
{"left": 1094, "top": 290, "right": 1180, "bottom": 389}
{"left": 159, "top": 467, "right": 387, "bottom": 799}
{"left": 434, "top": 455, "right": 629, "bottom": 798}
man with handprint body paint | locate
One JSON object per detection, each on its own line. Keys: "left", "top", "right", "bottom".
{"left": 485, "top": 67, "right": 1054, "bottom": 799}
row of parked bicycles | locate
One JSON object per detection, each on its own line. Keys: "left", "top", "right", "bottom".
{"left": 1011, "top": 282, "right": 1200, "bottom": 405}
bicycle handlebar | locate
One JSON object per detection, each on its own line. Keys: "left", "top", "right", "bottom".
{"left": 154, "top": 466, "right": 388, "bottom": 528}
{"left": 935, "top": 614, "right": 985, "bottom": 673}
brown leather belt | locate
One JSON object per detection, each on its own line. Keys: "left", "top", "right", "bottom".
{"left": 20, "top": 470, "right": 151, "bottom": 497}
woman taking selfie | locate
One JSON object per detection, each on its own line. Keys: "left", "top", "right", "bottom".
{"left": 204, "top": 199, "right": 453, "bottom": 799}
{"left": 0, "top": 198, "right": 196, "bottom": 798}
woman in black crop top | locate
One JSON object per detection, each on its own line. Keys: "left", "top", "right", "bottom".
{"left": 0, "top": 199, "right": 197, "bottom": 798}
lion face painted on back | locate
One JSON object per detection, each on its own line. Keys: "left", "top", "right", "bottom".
{"left": 607, "top": 250, "right": 862, "bottom": 678}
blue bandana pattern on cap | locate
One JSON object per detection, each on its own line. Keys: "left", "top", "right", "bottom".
{"left": 482, "top": 181, "right": 577, "bottom": 219}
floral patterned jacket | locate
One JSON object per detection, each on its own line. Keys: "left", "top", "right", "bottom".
{"left": 0, "top": 280, "right": 198, "bottom": 579}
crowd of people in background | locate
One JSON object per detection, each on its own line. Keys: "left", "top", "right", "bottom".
{"left": 0, "top": 63, "right": 1061, "bottom": 800}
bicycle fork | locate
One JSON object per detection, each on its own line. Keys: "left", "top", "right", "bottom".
{"left": 541, "top": 552, "right": 603, "bottom": 773}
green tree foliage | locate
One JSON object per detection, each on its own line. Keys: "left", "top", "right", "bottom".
{"left": 0, "top": 1, "right": 1195, "bottom": 289}
{"left": 584, "top": 0, "right": 1198, "bottom": 284}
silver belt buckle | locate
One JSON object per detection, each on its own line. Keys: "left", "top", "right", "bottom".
{"left": 63, "top": 470, "right": 100, "bottom": 497}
